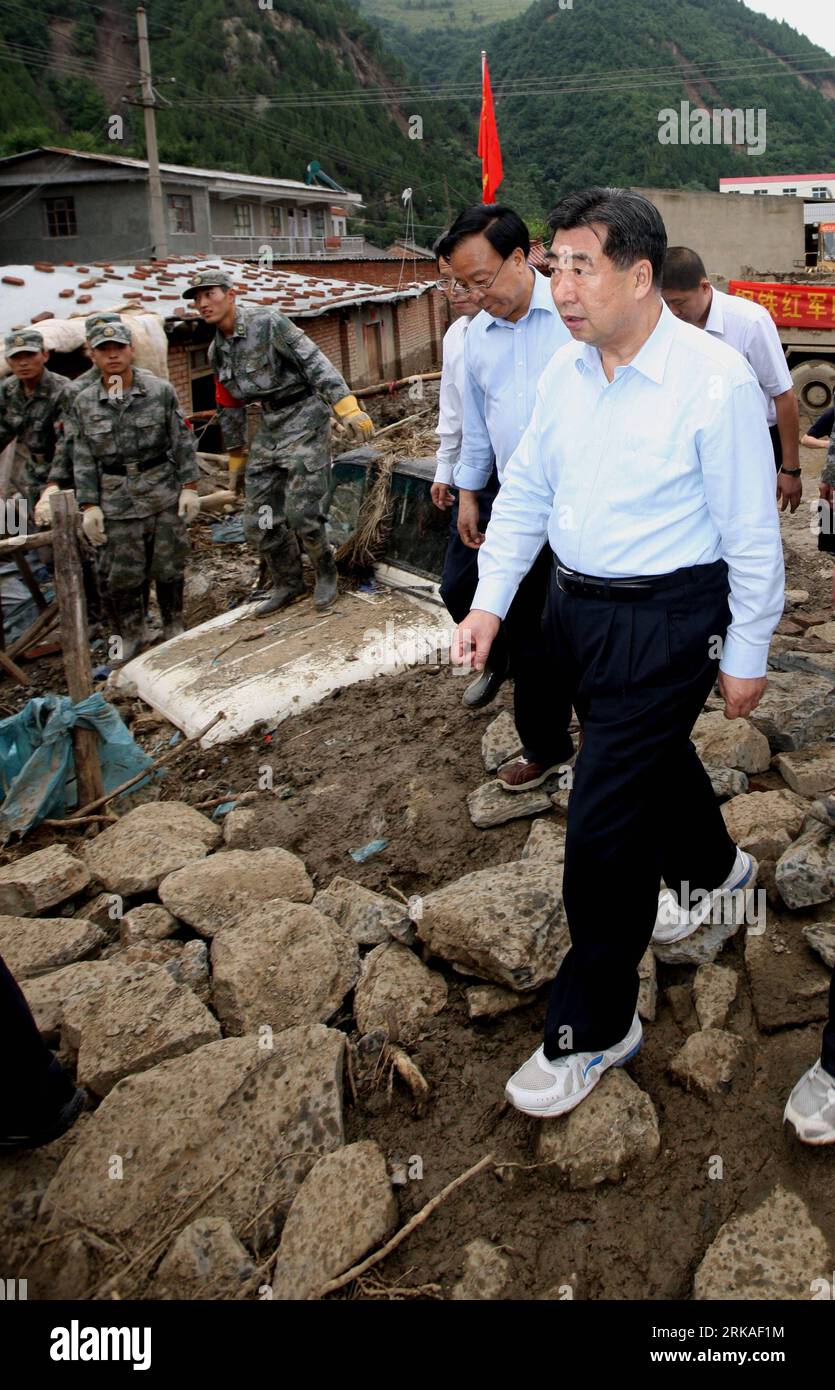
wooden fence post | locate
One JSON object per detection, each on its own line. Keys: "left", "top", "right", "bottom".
{"left": 49, "top": 491, "right": 104, "bottom": 808}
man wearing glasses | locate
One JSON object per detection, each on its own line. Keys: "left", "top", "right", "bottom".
{"left": 440, "top": 204, "right": 575, "bottom": 791}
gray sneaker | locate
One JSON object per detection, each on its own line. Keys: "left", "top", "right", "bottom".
{"left": 784, "top": 1060, "right": 835, "bottom": 1145}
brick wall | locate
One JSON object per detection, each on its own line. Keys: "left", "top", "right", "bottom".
{"left": 278, "top": 257, "right": 437, "bottom": 288}
{"left": 167, "top": 342, "right": 192, "bottom": 415}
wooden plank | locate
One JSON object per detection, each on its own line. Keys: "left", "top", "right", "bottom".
{"left": 0, "top": 529, "right": 54, "bottom": 555}
{"left": 7, "top": 600, "right": 59, "bottom": 659}
{"left": 0, "top": 649, "right": 28, "bottom": 686}
{"left": 49, "top": 491, "right": 104, "bottom": 807}
{"left": 13, "top": 551, "right": 49, "bottom": 613}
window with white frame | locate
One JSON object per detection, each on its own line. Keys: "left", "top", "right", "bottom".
{"left": 233, "top": 203, "right": 253, "bottom": 235}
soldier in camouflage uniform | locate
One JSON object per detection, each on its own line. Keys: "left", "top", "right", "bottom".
{"left": 71, "top": 320, "right": 200, "bottom": 661}
{"left": 0, "top": 328, "right": 70, "bottom": 524}
{"left": 184, "top": 268, "right": 374, "bottom": 613}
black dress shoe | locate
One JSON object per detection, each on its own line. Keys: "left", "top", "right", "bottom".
{"left": 0, "top": 1086, "right": 86, "bottom": 1152}
{"left": 462, "top": 659, "right": 509, "bottom": 709}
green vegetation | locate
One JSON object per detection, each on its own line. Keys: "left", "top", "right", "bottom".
{"left": 0, "top": 0, "right": 833, "bottom": 244}
{"left": 0, "top": 0, "right": 480, "bottom": 245}
{"left": 356, "top": 0, "right": 533, "bottom": 35}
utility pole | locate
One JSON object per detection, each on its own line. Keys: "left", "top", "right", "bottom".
{"left": 136, "top": 6, "right": 167, "bottom": 259}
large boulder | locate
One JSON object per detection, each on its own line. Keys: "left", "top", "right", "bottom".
{"left": 313, "top": 876, "right": 408, "bottom": 947}
{"left": 720, "top": 790, "right": 807, "bottom": 859}
{"left": 39, "top": 1027, "right": 346, "bottom": 1279}
{"left": 210, "top": 901, "right": 358, "bottom": 1036}
{"left": 536, "top": 1069, "right": 660, "bottom": 1189}
{"left": 119, "top": 903, "right": 178, "bottom": 945}
{"left": 691, "top": 713, "right": 771, "bottom": 773}
{"left": 747, "top": 671, "right": 835, "bottom": 752}
{"left": 22, "top": 957, "right": 139, "bottom": 1035}
{"left": 82, "top": 802, "right": 221, "bottom": 894}
{"left": 775, "top": 823, "right": 835, "bottom": 908}
{"left": 61, "top": 960, "right": 221, "bottom": 1096}
{"left": 354, "top": 941, "right": 447, "bottom": 1041}
{"left": 774, "top": 744, "right": 835, "bottom": 797}
{"left": 694, "top": 1186, "right": 830, "bottom": 1300}
{"left": 803, "top": 922, "right": 835, "bottom": 969}
{"left": 159, "top": 848, "right": 314, "bottom": 937}
{"left": 416, "top": 860, "right": 567, "bottom": 990}
{"left": 521, "top": 818, "right": 566, "bottom": 862}
{"left": 0, "top": 844, "right": 90, "bottom": 916}
{"left": 0, "top": 914, "right": 104, "bottom": 980}
{"left": 272, "top": 1141, "right": 398, "bottom": 1300}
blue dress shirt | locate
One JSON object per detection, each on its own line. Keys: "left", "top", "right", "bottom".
{"left": 472, "top": 301, "right": 784, "bottom": 679}
{"left": 453, "top": 269, "right": 572, "bottom": 492}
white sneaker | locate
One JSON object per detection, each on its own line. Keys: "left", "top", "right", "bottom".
{"left": 652, "top": 847, "right": 757, "bottom": 946}
{"left": 784, "top": 1060, "right": 835, "bottom": 1145}
{"left": 505, "top": 1013, "right": 643, "bottom": 1118}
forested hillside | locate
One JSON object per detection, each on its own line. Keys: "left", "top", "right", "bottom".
{"left": 0, "top": 0, "right": 479, "bottom": 244}
{"left": 367, "top": 0, "right": 835, "bottom": 214}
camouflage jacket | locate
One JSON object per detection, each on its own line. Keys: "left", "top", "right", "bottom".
{"left": 71, "top": 367, "right": 198, "bottom": 519}
{"left": 209, "top": 306, "right": 350, "bottom": 449}
{"left": 823, "top": 418, "right": 835, "bottom": 487}
{"left": 0, "top": 367, "right": 70, "bottom": 488}
{"left": 47, "top": 364, "right": 103, "bottom": 487}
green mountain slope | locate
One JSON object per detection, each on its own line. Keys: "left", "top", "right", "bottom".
{"left": 356, "top": 0, "right": 533, "bottom": 36}
{"left": 0, "top": 0, "right": 480, "bottom": 244}
{"left": 364, "top": 0, "right": 835, "bottom": 217}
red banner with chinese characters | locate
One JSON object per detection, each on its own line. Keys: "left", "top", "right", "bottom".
{"left": 728, "top": 280, "right": 835, "bottom": 329}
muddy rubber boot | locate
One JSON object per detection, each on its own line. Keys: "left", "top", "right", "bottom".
{"left": 312, "top": 546, "right": 338, "bottom": 611}
{"left": 254, "top": 545, "right": 305, "bottom": 616}
{"left": 157, "top": 577, "right": 186, "bottom": 641}
{"left": 111, "top": 586, "right": 147, "bottom": 665}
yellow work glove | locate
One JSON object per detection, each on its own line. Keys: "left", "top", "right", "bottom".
{"left": 333, "top": 394, "right": 374, "bottom": 442}
{"left": 178, "top": 487, "right": 201, "bottom": 523}
{"left": 81, "top": 504, "right": 107, "bottom": 547}
{"left": 227, "top": 446, "right": 247, "bottom": 496}
{"left": 34, "top": 483, "right": 61, "bottom": 527}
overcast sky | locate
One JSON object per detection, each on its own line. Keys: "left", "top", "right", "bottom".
{"left": 744, "top": 1, "right": 835, "bottom": 55}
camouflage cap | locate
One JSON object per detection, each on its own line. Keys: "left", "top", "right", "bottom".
{"left": 84, "top": 310, "right": 123, "bottom": 337}
{"left": 5, "top": 328, "right": 45, "bottom": 357}
{"left": 89, "top": 321, "right": 133, "bottom": 349}
{"left": 183, "top": 269, "right": 235, "bottom": 299}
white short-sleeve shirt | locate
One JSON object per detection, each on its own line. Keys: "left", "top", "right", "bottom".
{"left": 704, "top": 288, "right": 793, "bottom": 427}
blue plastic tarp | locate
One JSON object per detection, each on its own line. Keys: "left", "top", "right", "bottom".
{"left": 0, "top": 693, "right": 156, "bottom": 841}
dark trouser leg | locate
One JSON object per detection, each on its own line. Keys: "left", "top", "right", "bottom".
{"left": 97, "top": 516, "right": 151, "bottom": 662}
{"left": 244, "top": 442, "right": 303, "bottom": 591}
{"left": 0, "top": 952, "right": 76, "bottom": 1131}
{"left": 822, "top": 971, "right": 835, "bottom": 1078}
{"left": 504, "top": 546, "right": 573, "bottom": 765}
{"left": 769, "top": 424, "right": 782, "bottom": 472}
{"left": 439, "top": 469, "right": 509, "bottom": 673}
{"left": 148, "top": 507, "right": 188, "bottom": 637}
{"left": 542, "top": 560, "right": 736, "bottom": 1060}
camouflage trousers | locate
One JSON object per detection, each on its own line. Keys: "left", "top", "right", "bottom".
{"left": 97, "top": 506, "right": 189, "bottom": 592}
{"left": 244, "top": 411, "right": 332, "bottom": 585}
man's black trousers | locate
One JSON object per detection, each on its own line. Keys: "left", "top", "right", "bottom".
{"left": 439, "top": 476, "right": 573, "bottom": 765}
{"left": 542, "top": 556, "right": 739, "bottom": 1060}
{"left": 0, "top": 951, "right": 76, "bottom": 1131}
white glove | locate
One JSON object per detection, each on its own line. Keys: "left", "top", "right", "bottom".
{"left": 34, "top": 484, "right": 61, "bottom": 527}
{"left": 178, "top": 488, "right": 201, "bottom": 522}
{"left": 81, "top": 505, "right": 107, "bottom": 547}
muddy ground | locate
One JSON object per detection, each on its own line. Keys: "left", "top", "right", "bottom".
{"left": 1, "top": 438, "right": 834, "bottom": 1300}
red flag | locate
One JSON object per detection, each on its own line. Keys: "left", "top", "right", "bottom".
{"left": 478, "top": 51, "right": 503, "bottom": 204}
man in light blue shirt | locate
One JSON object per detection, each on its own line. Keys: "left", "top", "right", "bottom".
{"left": 442, "top": 204, "right": 574, "bottom": 788}
{"left": 454, "top": 187, "right": 784, "bottom": 1121}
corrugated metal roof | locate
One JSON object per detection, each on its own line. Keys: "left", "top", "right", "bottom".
{"left": 0, "top": 147, "right": 363, "bottom": 202}
{"left": 0, "top": 255, "right": 437, "bottom": 337}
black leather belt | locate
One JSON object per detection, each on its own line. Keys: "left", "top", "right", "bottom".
{"left": 554, "top": 555, "right": 698, "bottom": 602}
{"left": 259, "top": 384, "right": 312, "bottom": 410}
{"left": 101, "top": 454, "right": 168, "bottom": 476}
